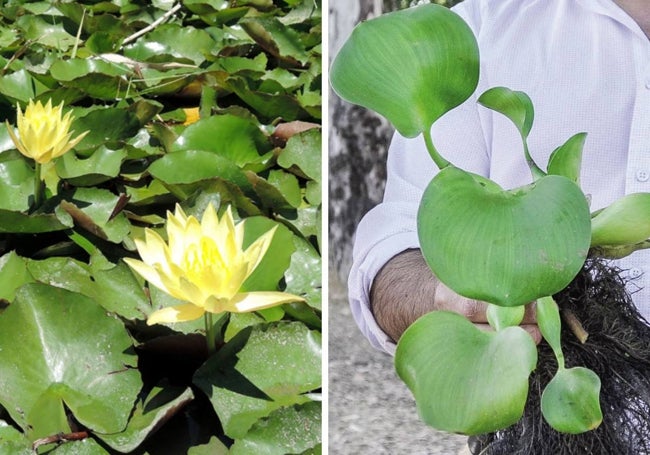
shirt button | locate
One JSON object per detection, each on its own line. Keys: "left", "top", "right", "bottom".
{"left": 630, "top": 268, "right": 643, "bottom": 279}
{"left": 645, "top": 79, "right": 650, "bottom": 89}
{"left": 636, "top": 169, "right": 650, "bottom": 182}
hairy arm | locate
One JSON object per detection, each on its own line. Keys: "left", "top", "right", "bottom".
{"left": 370, "top": 249, "right": 540, "bottom": 344}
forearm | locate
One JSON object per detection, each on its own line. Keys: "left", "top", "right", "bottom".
{"left": 369, "top": 249, "right": 441, "bottom": 342}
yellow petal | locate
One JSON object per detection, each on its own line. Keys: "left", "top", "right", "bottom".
{"left": 243, "top": 226, "right": 277, "bottom": 277}
{"left": 123, "top": 258, "right": 172, "bottom": 296}
{"left": 147, "top": 302, "right": 205, "bottom": 325}
{"left": 227, "top": 291, "right": 305, "bottom": 313}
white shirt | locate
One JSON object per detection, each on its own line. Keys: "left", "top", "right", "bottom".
{"left": 348, "top": 0, "right": 650, "bottom": 354}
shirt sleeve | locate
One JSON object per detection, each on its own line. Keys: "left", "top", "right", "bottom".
{"left": 347, "top": 0, "right": 490, "bottom": 354}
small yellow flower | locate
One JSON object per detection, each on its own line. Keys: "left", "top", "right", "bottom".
{"left": 125, "top": 204, "right": 305, "bottom": 325}
{"left": 6, "top": 99, "right": 88, "bottom": 164}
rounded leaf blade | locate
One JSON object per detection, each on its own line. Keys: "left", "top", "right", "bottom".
{"left": 417, "top": 167, "right": 591, "bottom": 307}
{"left": 330, "top": 4, "right": 479, "bottom": 138}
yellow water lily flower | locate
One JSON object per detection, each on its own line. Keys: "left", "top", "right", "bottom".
{"left": 6, "top": 99, "right": 88, "bottom": 164}
{"left": 125, "top": 204, "right": 305, "bottom": 325}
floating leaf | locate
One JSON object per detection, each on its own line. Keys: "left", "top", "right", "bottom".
{"left": 193, "top": 322, "right": 321, "bottom": 439}
{"left": 395, "top": 311, "right": 537, "bottom": 434}
{"left": 229, "top": 402, "right": 321, "bottom": 455}
{"left": 56, "top": 146, "right": 127, "bottom": 186}
{"left": 0, "top": 208, "right": 72, "bottom": 234}
{"left": 0, "top": 252, "right": 33, "bottom": 302}
{"left": 0, "top": 284, "right": 142, "bottom": 439}
{"left": 277, "top": 128, "right": 321, "bottom": 181}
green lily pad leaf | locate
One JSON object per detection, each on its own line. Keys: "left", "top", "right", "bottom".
{"left": 72, "top": 108, "right": 141, "bottom": 153}
{"left": 247, "top": 170, "right": 302, "bottom": 210}
{"left": 0, "top": 70, "right": 36, "bottom": 104}
{"left": 0, "top": 283, "right": 142, "bottom": 439}
{"left": 0, "top": 158, "right": 34, "bottom": 211}
{"left": 241, "top": 17, "right": 309, "bottom": 66}
{"left": 242, "top": 217, "right": 296, "bottom": 292}
{"left": 395, "top": 311, "right": 537, "bottom": 434}
{"left": 61, "top": 188, "right": 131, "bottom": 243}
{"left": 0, "top": 209, "right": 73, "bottom": 234}
{"left": 418, "top": 167, "right": 591, "bottom": 307}
{"left": 49, "top": 438, "right": 110, "bottom": 454}
{"left": 98, "top": 386, "right": 194, "bottom": 452}
{"left": 0, "top": 252, "right": 33, "bottom": 302}
{"left": 284, "top": 235, "right": 321, "bottom": 311}
{"left": 187, "top": 436, "right": 229, "bottom": 455}
{"left": 193, "top": 322, "right": 321, "bottom": 439}
{"left": 0, "top": 420, "right": 32, "bottom": 455}
{"left": 56, "top": 146, "right": 127, "bottom": 186}
{"left": 172, "top": 114, "right": 270, "bottom": 166}
{"left": 277, "top": 128, "right": 321, "bottom": 182}
{"left": 15, "top": 16, "right": 76, "bottom": 50}
{"left": 541, "top": 367, "right": 603, "bottom": 434}
{"left": 50, "top": 58, "right": 132, "bottom": 100}
{"left": 149, "top": 150, "right": 252, "bottom": 192}
{"left": 590, "top": 193, "right": 650, "bottom": 246}
{"left": 219, "top": 75, "right": 312, "bottom": 122}
{"left": 330, "top": 4, "right": 479, "bottom": 138}
{"left": 547, "top": 132, "right": 587, "bottom": 183}
{"left": 123, "top": 24, "right": 215, "bottom": 65}
{"left": 230, "top": 402, "right": 321, "bottom": 455}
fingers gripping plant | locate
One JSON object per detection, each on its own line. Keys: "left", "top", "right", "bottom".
{"left": 331, "top": 4, "right": 650, "bottom": 436}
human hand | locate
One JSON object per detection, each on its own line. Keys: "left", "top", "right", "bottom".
{"left": 434, "top": 282, "right": 542, "bottom": 344}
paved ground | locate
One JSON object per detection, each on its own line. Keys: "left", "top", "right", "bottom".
{"left": 328, "top": 274, "right": 468, "bottom": 455}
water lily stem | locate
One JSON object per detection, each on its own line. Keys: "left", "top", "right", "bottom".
{"left": 33, "top": 162, "right": 44, "bottom": 210}
{"left": 205, "top": 312, "right": 216, "bottom": 355}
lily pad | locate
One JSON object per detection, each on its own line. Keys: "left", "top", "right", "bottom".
{"left": 0, "top": 283, "right": 142, "bottom": 440}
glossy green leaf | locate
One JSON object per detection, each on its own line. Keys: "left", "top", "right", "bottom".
{"left": 418, "top": 167, "right": 591, "bottom": 307}
{"left": 478, "top": 86, "right": 543, "bottom": 179}
{"left": 123, "top": 24, "right": 215, "bottom": 65}
{"left": 172, "top": 114, "right": 270, "bottom": 166}
{"left": 284, "top": 235, "right": 321, "bottom": 311}
{"left": 330, "top": 4, "right": 479, "bottom": 138}
{"left": 193, "top": 322, "right": 321, "bottom": 439}
{"left": 0, "top": 70, "right": 36, "bottom": 104}
{"left": 49, "top": 438, "right": 109, "bottom": 454}
{"left": 98, "top": 386, "right": 194, "bottom": 452}
{"left": 50, "top": 58, "right": 133, "bottom": 100}
{"left": 242, "top": 218, "right": 296, "bottom": 292}
{"left": 395, "top": 311, "right": 537, "bottom": 434}
{"left": 478, "top": 86, "right": 534, "bottom": 138}
{"left": 0, "top": 158, "right": 34, "bottom": 211}
{"left": 149, "top": 150, "right": 253, "bottom": 192}
{"left": 590, "top": 193, "right": 650, "bottom": 246}
{"left": 0, "top": 209, "right": 72, "bottom": 233}
{"left": 187, "top": 436, "right": 230, "bottom": 455}
{"left": 15, "top": 16, "right": 76, "bottom": 50}
{"left": 0, "top": 420, "right": 32, "bottom": 455}
{"left": 61, "top": 188, "right": 131, "bottom": 243}
{"left": 0, "top": 252, "right": 33, "bottom": 302}
{"left": 240, "top": 17, "right": 309, "bottom": 66}
{"left": 230, "top": 402, "right": 321, "bottom": 455}
{"left": 247, "top": 170, "right": 302, "bottom": 210}
{"left": 277, "top": 128, "right": 321, "bottom": 182}
{"left": 536, "top": 296, "right": 564, "bottom": 367}
{"left": 547, "top": 132, "right": 587, "bottom": 183}
{"left": 486, "top": 304, "right": 525, "bottom": 331}
{"left": 541, "top": 367, "right": 602, "bottom": 434}
{"left": 72, "top": 108, "right": 141, "bottom": 152}
{"left": 0, "top": 283, "right": 142, "bottom": 439}
{"left": 56, "top": 146, "right": 127, "bottom": 186}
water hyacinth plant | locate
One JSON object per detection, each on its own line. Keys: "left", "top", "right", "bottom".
{"left": 331, "top": 2, "right": 650, "bottom": 443}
